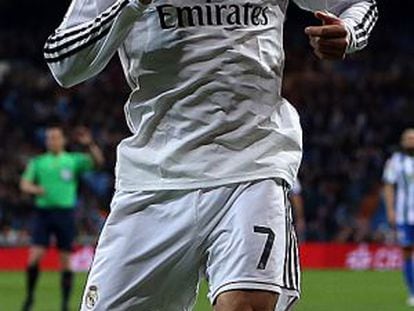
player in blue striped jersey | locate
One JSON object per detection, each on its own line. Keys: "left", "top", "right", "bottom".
{"left": 383, "top": 128, "right": 414, "bottom": 306}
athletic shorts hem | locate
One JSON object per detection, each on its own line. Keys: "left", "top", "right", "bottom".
{"left": 209, "top": 280, "right": 300, "bottom": 305}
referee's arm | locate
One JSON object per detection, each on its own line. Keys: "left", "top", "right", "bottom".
{"left": 20, "top": 160, "right": 45, "bottom": 196}
{"left": 44, "top": 0, "right": 150, "bottom": 88}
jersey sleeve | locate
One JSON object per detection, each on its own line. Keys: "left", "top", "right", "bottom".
{"left": 293, "top": 0, "right": 378, "bottom": 53}
{"left": 22, "top": 159, "right": 37, "bottom": 182}
{"left": 44, "top": 0, "right": 148, "bottom": 88}
{"left": 73, "top": 153, "right": 95, "bottom": 173}
{"left": 383, "top": 155, "right": 398, "bottom": 184}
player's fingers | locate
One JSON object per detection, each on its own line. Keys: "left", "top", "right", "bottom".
{"left": 313, "top": 47, "right": 345, "bottom": 60}
{"left": 318, "top": 37, "right": 348, "bottom": 51}
{"left": 319, "top": 45, "right": 347, "bottom": 58}
{"left": 309, "top": 36, "right": 319, "bottom": 49}
{"left": 305, "top": 25, "right": 348, "bottom": 39}
{"left": 313, "top": 49, "right": 325, "bottom": 60}
{"left": 309, "top": 37, "right": 347, "bottom": 58}
{"left": 316, "top": 53, "right": 344, "bottom": 60}
{"left": 314, "top": 11, "right": 342, "bottom": 25}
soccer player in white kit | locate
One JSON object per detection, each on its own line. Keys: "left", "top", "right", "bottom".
{"left": 44, "top": 0, "right": 377, "bottom": 310}
{"left": 383, "top": 129, "right": 414, "bottom": 307}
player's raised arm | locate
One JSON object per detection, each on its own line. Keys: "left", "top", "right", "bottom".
{"left": 44, "top": 0, "right": 150, "bottom": 88}
{"left": 294, "top": 0, "right": 378, "bottom": 59}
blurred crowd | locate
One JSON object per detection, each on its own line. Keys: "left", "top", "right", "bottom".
{"left": 283, "top": 18, "right": 413, "bottom": 242}
{"left": 0, "top": 2, "right": 412, "bottom": 246}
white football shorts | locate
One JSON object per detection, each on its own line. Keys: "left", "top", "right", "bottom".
{"left": 80, "top": 178, "right": 300, "bottom": 311}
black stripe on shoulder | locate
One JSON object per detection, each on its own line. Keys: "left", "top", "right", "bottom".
{"left": 44, "top": 0, "right": 129, "bottom": 59}
{"left": 46, "top": 2, "right": 120, "bottom": 45}
{"left": 46, "top": 0, "right": 128, "bottom": 46}
{"left": 45, "top": 27, "right": 111, "bottom": 63}
{"left": 44, "top": 20, "right": 112, "bottom": 55}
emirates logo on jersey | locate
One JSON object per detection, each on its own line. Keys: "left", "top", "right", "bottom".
{"left": 156, "top": 0, "right": 270, "bottom": 29}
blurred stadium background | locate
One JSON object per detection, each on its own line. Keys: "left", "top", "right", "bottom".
{"left": 0, "top": 0, "right": 413, "bottom": 310}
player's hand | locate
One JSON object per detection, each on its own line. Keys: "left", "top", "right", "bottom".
{"left": 75, "top": 127, "right": 94, "bottom": 146}
{"left": 305, "top": 11, "right": 349, "bottom": 60}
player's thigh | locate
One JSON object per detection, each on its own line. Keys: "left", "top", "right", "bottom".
{"left": 81, "top": 190, "right": 201, "bottom": 311}
{"left": 205, "top": 179, "right": 300, "bottom": 311}
{"left": 214, "top": 290, "right": 278, "bottom": 311}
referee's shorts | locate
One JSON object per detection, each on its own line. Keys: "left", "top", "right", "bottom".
{"left": 31, "top": 207, "right": 76, "bottom": 251}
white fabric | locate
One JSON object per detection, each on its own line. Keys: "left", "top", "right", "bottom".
{"left": 46, "top": 0, "right": 376, "bottom": 191}
{"left": 80, "top": 179, "right": 300, "bottom": 311}
{"left": 383, "top": 152, "right": 414, "bottom": 225}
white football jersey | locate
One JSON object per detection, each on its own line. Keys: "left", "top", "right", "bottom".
{"left": 44, "top": 0, "right": 377, "bottom": 191}
{"left": 383, "top": 152, "right": 414, "bottom": 225}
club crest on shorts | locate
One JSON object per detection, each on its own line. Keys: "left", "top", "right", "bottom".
{"left": 85, "top": 285, "right": 98, "bottom": 309}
